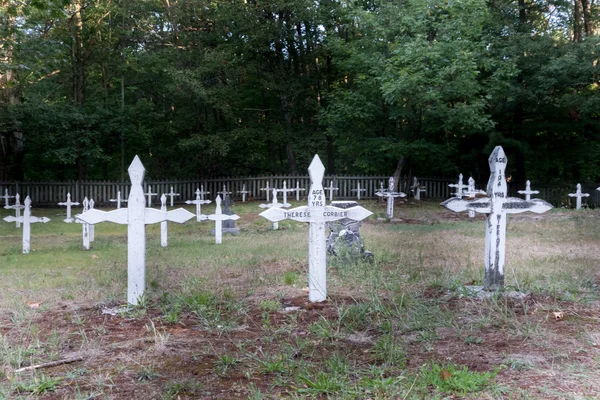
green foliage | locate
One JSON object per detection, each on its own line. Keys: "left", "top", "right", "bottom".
{"left": 420, "top": 362, "right": 498, "bottom": 395}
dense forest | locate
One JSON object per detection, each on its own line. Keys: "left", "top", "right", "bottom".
{"left": 1, "top": 0, "right": 599, "bottom": 186}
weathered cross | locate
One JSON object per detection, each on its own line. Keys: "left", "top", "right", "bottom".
{"left": 277, "top": 181, "right": 295, "bottom": 206}
{"left": 218, "top": 184, "right": 232, "bottom": 199}
{"left": 410, "top": 177, "right": 426, "bottom": 201}
{"left": 197, "top": 185, "right": 210, "bottom": 201}
{"left": 3, "top": 196, "right": 50, "bottom": 254}
{"left": 58, "top": 193, "right": 80, "bottom": 223}
{"left": 160, "top": 194, "right": 168, "bottom": 247}
{"left": 295, "top": 180, "right": 305, "bottom": 201}
{"left": 324, "top": 180, "right": 339, "bottom": 203}
{"left": 207, "top": 195, "right": 240, "bottom": 244}
{"left": 259, "top": 189, "right": 291, "bottom": 230}
{"left": 185, "top": 188, "right": 212, "bottom": 222}
{"left": 89, "top": 199, "right": 96, "bottom": 243}
{"left": 1, "top": 188, "right": 15, "bottom": 209}
{"left": 449, "top": 173, "right": 467, "bottom": 198}
{"left": 6, "top": 193, "right": 25, "bottom": 228}
{"left": 76, "top": 156, "right": 195, "bottom": 305}
{"left": 568, "top": 183, "right": 589, "bottom": 210}
{"left": 109, "top": 191, "right": 128, "bottom": 209}
{"left": 75, "top": 197, "right": 91, "bottom": 250}
{"left": 351, "top": 183, "right": 367, "bottom": 200}
{"left": 518, "top": 180, "right": 539, "bottom": 201}
{"left": 260, "top": 182, "right": 271, "bottom": 202}
{"left": 145, "top": 185, "right": 158, "bottom": 207}
{"left": 462, "top": 176, "right": 484, "bottom": 218}
{"left": 375, "top": 177, "right": 406, "bottom": 218}
{"left": 441, "top": 146, "right": 553, "bottom": 291}
{"left": 165, "top": 186, "right": 180, "bottom": 207}
{"left": 259, "top": 155, "right": 372, "bottom": 302}
{"left": 238, "top": 184, "right": 250, "bottom": 202}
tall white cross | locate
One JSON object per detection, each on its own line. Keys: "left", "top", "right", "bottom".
{"left": 351, "top": 183, "right": 367, "bottom": 200}
{"left": 197, "top": 185, "right": 210, "bottom": 201}
{"left": 207, "top": 195, "right": 240, "bottom": 244}
{"left": 89, "top": 199, "right": 96, "bottom": 242}
{"left": 259, "top": 155, "right": 372, "bottom": 302}
{"left": 6, "top": 193, "right": 25, "bottom": 228}
{"left": 160, "top": 194, "right": 168, "bottom": 247}
{"left": 76, "top": 156, "right": 195, "bottom": 305}
{"left": 375, "top": 177, "right": 406, "bottom": 218}
{"left": 145, "top": 185, "right": 158, "bottom": 207}
{"left": 110, "top": 191, "right": 128, "bottom": 209}
{"left": 441, "top": 146, "right": 552, "bottom": 291}
{"left": 259, "top": 189, "right": 291, "bottom": 230}
{"left": 295, "top": 180, "right": 305, "bottom": 201}
{"left": 58, "top": 193, "right": 80, "bottom": 223}
{"left": 518, "top": 180, "right": 539, "bottom": 201}
{"left": 324, "top": 181, "right": 339, "bottom": 203}
{"left": 75, "top": 197, "right": 91, "bottom": 250}
{"left": 1, "top": 189, "right": 14, "bottom": 209}
{"left": 277, "top": 181, "right": 295, "bottom": 206}
{"left": 261, "top": 182, "right": 271, "bottom": 202}
{"left": 238, "top": 184, "right": 250, "bottom": 202}
{"left": 568, "top": 183, "right": 589, "bottom": 210}
{"left": 165, "top": 186, "right": 180, "bottom": 207}
{"left": 411, "top": 177, "right": 426, "bottom": 201}
{"left": 185, "top": 188, "right": 212, "bottom": 222}
{"left": 449, "top": 173, "right": 467, "bottom": 198}
{"left": 3, "top": 196, "right": 50, "bottom": 254}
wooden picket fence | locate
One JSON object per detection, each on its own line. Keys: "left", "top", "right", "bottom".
{"left": 0, "top": 177, "right": 597, "bottom": 208}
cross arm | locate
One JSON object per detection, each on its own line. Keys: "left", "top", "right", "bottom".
{"left": 441, "top": 198, "right": 491, "bottom": 214}
{"left": 3, "top": 216, "right": 21, "bottom": 223}
{"left": 145, "top": 208, "right": 195, "bottom": 224}
{"left": 502, "top": 198, "right": 553, "bottom": 214}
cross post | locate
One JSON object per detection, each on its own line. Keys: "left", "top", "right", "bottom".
{"left": 145, "top": 185, "right": 158, "bottom": 207}
{"left": 75, "top": 198, "right": 91, "bottom": 250}
{"left": 165, "top": 186, "right": 180, "bottom": 207}
{"left": 238, "top": 184, "right": 250, "bottom": 202}
{"left": 276, "top": 181, "right": 295, "bottom": 206}
{"left": 161, "top": 194, "right": 168, "bottom": 247}
{"left": 1, "top": 188, "right": 15, "bottom": 209}
{"left": 58, "top": 193, "right": 80, "bottom": 223}
{"left": 3, "top": 196, "right": 50, "bottom": 254}
{"left": 518, "top": 180, "right": 539, "bottom": 201}
{"left": 351, "top": 182, "right": 367, "bottom": 200}
{"left": 568, "top": 183, "right": 589, "bottom": 210}
{"left": 110, "top": 191, "right": 128, "bottom": 209}
{"left": 295, "top": 180, "right": 305, "bottom": 201}
{"left": 260, "top": 182, "right": 271, "bottom": 202}
{"left": 89, "top": 199, "right": 96, "bottom": 242}
{"left": 375, "top": 177, "right": 406, "bottom": 218}
{"left": 185, "top": 188, "right": 211, "bottom": 222}
{"left": 207, "top": 195, "right": 240, "bottom": 244}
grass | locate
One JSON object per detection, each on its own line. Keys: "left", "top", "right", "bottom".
{"left": 1, "top": 200, "right": 600, "bottom": 398}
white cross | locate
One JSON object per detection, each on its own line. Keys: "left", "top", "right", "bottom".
{"left": 351, "top": 183, "right": 367, "bottom": 200}
{"left": 75, "top": 197, "right": 91, "bottom": 250}
{"left": 441, "top": 146, "right": 553, "bottom": 291}
{"left": 145, "top": 185, "right": 158, "bottom": 207}
{"left": 259, "top": 154, "right": 372, "bottom": 302}
{"left": 207, "top": 195, "right": 240, "bottom": 244}
{"left": 76, "top": 156, "right": 195, "bottom": 305}
{"left": 110, "top": 191, "right": 128, "bottom": 209}
{"left": 261, "top": 182, "right": 271, "bottom": 202}
{"left": 219, "top": 184, "right": 232, "bottom": 199}
{"left": 1, "top": 188, "right": 15, "bottom": 209}
{"left": 5, "top": 193, "right": 25, "bottom": 228}
{"left": 160, "top": 194, "right": 168, "bottom": 247}
{"left": 449, "top": 173, "right": 467, "bottom": 198}
{"left": 3, "top": 196, "right": 50, "bottom": 254}
{"left": 324, "top": 181, "right": 339, "bottom": 203}
{"left": 518, "top": 180, "right": 539, "bottom": 201}
{"left": 58, "top": 193, "right": 80, "bottom": 223}
{"left": 165, "top": 186, "right": 180, "bottom": 207}
{"left": 89, "top": 199, "right": 96, "bottom": 243}
{"left": 410, "top": 177, "right": 426, "bottom": 201}
{"left": 238, "top": 184, "right": 250, "bottom": 202}
{"left": 568, "top": 183, "right": 589, "bottom": 210}
{"left": 295, "top": 180, "right": 305, "bottom": 201}
{"left": 185, "top": 188, "right": 212, "bottom": 222}
{"left": 375, "top": 177, "right": 406, "bottom": 218}
{"left": 276, "top": 181, "right": 295, "bottom": 206}
{"left": 197, "top": 185, "right": 210, "bottom": 201}
{"left": 259, "top": 189, "right": 291, "bottom": 230}
{"left": 462, "top": 176, "right": 486, "bottom": 218}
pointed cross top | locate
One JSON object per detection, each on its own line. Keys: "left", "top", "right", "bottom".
{"left": 215, "top": 194, "right": 222, "bottom": 211}
{"left": 488, "top": 146, "right": 507, "bottom": 169}
{"left": 308, "top": 154, "right": 325, "bottom": 184}
{"left": 487, "top": 146, "right": 507, "bottom": 196}
{"left": 195, "top": 188, "right": 201, "bottom": 197}
{"left": 161, "top": 193, "right": 167, "bottom": 206}
{"left": 388, "top": 177, "right": 395, "bottom": 190}
{"left": 24, "top": 196, "right": 31, "bottom": 207}
{"left": 128, "top": 155, "right": 145, "bottom": 185}
{"left": 469, "top": 176, "right": 474, "bottom": 186}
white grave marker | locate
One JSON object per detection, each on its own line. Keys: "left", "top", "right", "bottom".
{"left": 518, "top": 180, "right": 539, "bottom": 201}
{"left": 58, "top": 193, "right": 80, "bottom": 223}
{"left": 277, "top": 181, "right": 295, "bottom": 206}
{"left": 411, "top": 177, "right": 426, "bottom": 201}
{"left": 145, "top": 185, "right": 158, "bottom": 207}
{"left": 1, "top": 189, "right": 14, "bottom": 209}
{"left": 295, "top": 180, "right": 305, "bottom": 201}
{"left": 261, "top": 182, "right": 271, "bottom": 202}
{"left": 3, "top": 196, "right": 50, "bottom": 254}
{"left": 441, "top": 146, "right": 552, "bottom": 291}
{"left": 238, "top": 184, "right": 250, "bottom": 202}
{"left": 89, "top": 199, "right": 96, "bottom": 242}
{"left": 259, "top": 189, "right": 291, "bottom": 230}
{"left": 110, "top": 191, "right": 128, "bottom": 209}
{"left": 165, "top": 186, "right": 180, "bottom": 207}
{"left": 207, "top": 195, "right": 240, "bottom": 244}
{"left": 75, "top": 198, "right": 91, "bottom": 250}
{"left": 76, "top": 156, "right": 195, "bottom": 305}
{"left": 375, "top": 177, "right": 406, "bottom": 218}
{"left": 219, "top": 184, "right": 232, "bottom": 198}
{"left": 568, "top": 183, "right": 589, "bottom": 210}
{"left": 160, "top": 194, "right": 168, "bottom": 247}
{"left": 449, "top": 173, "right": 467, "bottom": 198}
{"left": 324, "top": 181, "right": 339, "bottom": 203}
{"left": 351, "top": 182, "right": 367, "bottom": 200}
{"left": 185, "top": 188, "right": 211, "bottom": 222}
{"left": 6, "top": 193, "right": 25, "bottom": 228}
{"left": 198, "top": 185, "right": 210, "bottom": 200}
{"left": 259, "top": 155, "right": 372, "bottom": 302}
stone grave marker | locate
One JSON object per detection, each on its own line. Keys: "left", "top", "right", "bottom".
{"left": 351, "top": 183, "right": 367, "bottom": 200}
{"left": 165, "top": 186, "right": 180, "bottom": 207}
{"left": 411, "top": 177, "right": 426, "bottom": 201}
{"left": 2, "top": 189, "right": 14, "bottom": 209}
{"left": 568, "top": 183, "right": 589, "bottom": 210}
{"left": 75, "top": 198, "right": 91, "bottom": 250}
{"left": 441, "top": 146, "right": 552, "bottom": 291}
{"left": 238, "top": 184, "right": 250, "bottom": 202}
{"left": 76, "top": 156, "right": 195, "bottom": 305}
{"left": 58, "top": 193, "right": 80, "bottom": 223}
{"left": 259, "top": 154, "right": 372, "bottom": 302}
{"left": 259, "top": 189, "right": 291, "bottom": 230}
{"left": 375, "top": 177, "right": 406, "bottom": 218}
{"left": 110, "top": 191, "right": 128, "bottom": 209}
{"left": 3, "top": 196, "right": 50, "bottom": 254}
{"left": 261, "top": 182, "right": 271, "bottom": 202}
{"left": 6, "top": 193, "right": 25, "bottom": 228}
{"left": 185, "top": 188, "right": 211, "bottom": 222}
{"left": 208, "top": 195, "right": 240, "bottom": 244}
{"left": 449, "top": 173, "right": 467, "bottom": 198}
{"left": 295, "top": 180, "right": 305, "bottom": 201}
{"left": 326, "top": 200, "right": 373, "bottom": 260}
{"left": 324, "top": 180, "right": 339, "bottom": 203}
{"left": 145, "top": 185, "right": 157, "bottom": 207}
{"left": 518, "top": 180, "right": 539, "bottom": 201}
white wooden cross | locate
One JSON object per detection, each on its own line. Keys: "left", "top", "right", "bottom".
{"left": 259, "top": 154, "right": 372, "bottom": 302}
{"left": 324, "top": 180, "right": 339, "bottom": 203}
{"left": 218, "top": 184, "right": 232, "bottom": 199}
{"left": 411, "top": 177, "right": 426, "bottom": 201}
{"left": 160, "top": 194, "right": 168, "bottom": 247}
{"left": 145, "top": 185, "right": 158, "bottom": 207}
{"left": 207, "top": 195, "right": 240, "bottom": 244}
{"left": 295, "top": 180, "right": 305, "bottom": 201}
{"left": 3, "top": 196, "right": 50, "bottom": 254}
{"left": 6, "top": 193, "right": 25, "bottom": 228}
{"left": 89, "top": 199, "right": 96, "bottom": 242}
{"left": 375, "top": 177, "right": 406, "bottom": 218}
{"left": 110, "top": 191, "right": 128, "bottom": 209}
{"left": 165, "top": 186, "right": 180, "bottom": 207}
{"left": 259, "top": 189, "right": 291, "bottom": 230}
{"left": 197, "top": 185, "right": 210, "bottom": 201}
{"left": 518, "top": 180, "right": 539, "bottom": 201}
{"left": 2, "top": 188, "right": 14, "bottom": 209}
{"left": 441, "top": 146, "right": 553, "bottom": 291}
{"left": 76, "top": 156, "right": 195, "bottom": 305}
{"left": 449, "top": 173, "right": 467, "bottom": 198}
{"left": 462, "top": 177, "right": 481, "bottom": 218}
{"left": 185, "top": 188, "right": 212, "bottom": 222}
{"left": 277, "top": 181, "right": 295, "bottom": 206}
{"left": 58, "top": 193, "right": 80, "bottom": 223}
{"left": 75, "top": 197, "right": 91, "bottom": 250}
{"left": 351, "top": 183, "right": 367, "bottom": 200}
{"left": 261, "top": 182, "right": 271, "bottom": 202}
{"left": 238, "top": 184, "right": 250, "bottom": 202}
{"left": 568, "top": 183, "right": 589, "bottom": 210}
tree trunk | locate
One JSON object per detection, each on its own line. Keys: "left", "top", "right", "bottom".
{"left": 574, "top": 0, "right": 583, "bottom": 42}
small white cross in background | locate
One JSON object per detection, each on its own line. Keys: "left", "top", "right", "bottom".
{"left": 3, "top": 196, "right": 50, "bottom": 254}
{"left": 165, "top": 186, "right": 180, "bottom": 207}
{"left": 568, "top": 183, "right": 589, "bottom": 210}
